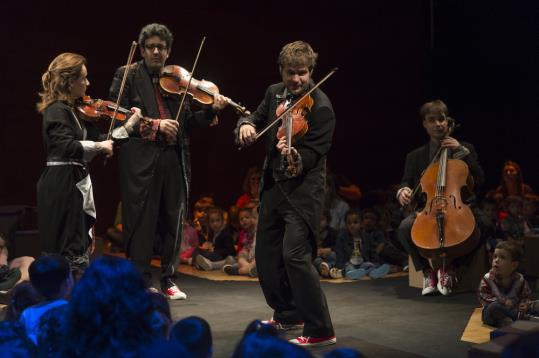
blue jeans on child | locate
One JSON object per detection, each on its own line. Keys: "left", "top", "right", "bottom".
{"left": 344, "top": 261, "right": 390, "bottom": 280}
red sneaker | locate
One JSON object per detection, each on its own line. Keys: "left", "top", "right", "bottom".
{"left": 261, "top": 317, "right": 304, "bottom": 331}
{"left": 289, "top": 335, "right": 337, "bottom": 347}
{"left": 437, "top": 269, "right": 454, "bottom": 296}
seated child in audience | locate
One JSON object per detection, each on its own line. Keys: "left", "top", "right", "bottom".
{"left": 20, "top": 255, "right": 73, "bottom": 344}
{"left": 480, "top": 197, "right": 502, "bottom": 252}
{"left": 195, "top": 207, "right": 236, "bottom": 271}
{"left": 331, "top": 209, "right": 390, "bottom": 280}
{"left": 0, "top": 233, "right": 34, "bottom": 293}
{"left": 360, "top": 208, "right": 408, "bottom": 270}
{"left": 232, "top": 320, "right": 312, "bottom": 358}
{"left": 523, "top": 194, "right": 539, "bottom": 230}
{"left": 193, "top": 196, "right": 216, "bottom": 242}
{"left": 314, "top": 210, "right": 338, "bottom": 277}
{"left": 0, "top": 321, "right": 37, "bottom": 356}
{"left": 500, "top": 196, "right": 531, "bottom": 244}
{"left": 224, "top": 207, "right": 257, "bottom": 277}
{"left": 37, "top": 303, "right": 69, "bottom": 357}
{"left": 179, "top": 219, "right": 199, "bottom": 265}
{"left": 4, "top": 282, "right": 42, "bottom": 321}
{"left": 170, "top": 316, "right": 212, "bottom": 358}
{"left": 479, "top": 241, "right": 539, "bottom": 327}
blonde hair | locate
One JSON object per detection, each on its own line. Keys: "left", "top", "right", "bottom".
{"left": 37, "top": 53, "right": 86, "bottom": 113}
{"left": 278, "top": 41, "right": 318, "bottom": 70}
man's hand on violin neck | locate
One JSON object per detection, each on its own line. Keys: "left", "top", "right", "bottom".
{"left": 239, "top": 124, "right": 256, "bottom": 146}
{"left": 159, "top": 119, "right": 179, "bottom": 137}
{"left": 212, "top": 94, "right": 231, "bottom": 111}
{"left": 276, "top": 137, "right": 289, "bottom": 155}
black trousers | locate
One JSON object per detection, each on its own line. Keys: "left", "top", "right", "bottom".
{"left": 127, "top": 146, "right": 185, "bottom": 282}
{"left": 256, "top": 185, "right": 334, "bottom": 337}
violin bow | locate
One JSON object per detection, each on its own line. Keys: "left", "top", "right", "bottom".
{"left": 255, "top": 67, "right": 338, "bottom": 140}
{"left": 174, "top": 36, "right": 206, "bottom": 125}
{"left": 107, "top": 41, "right": 138, "bottom": 140}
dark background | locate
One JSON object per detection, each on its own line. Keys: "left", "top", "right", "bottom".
{"left": 1, "top": 1, "right": 537, "bottom": 233}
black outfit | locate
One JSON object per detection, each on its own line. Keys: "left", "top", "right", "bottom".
{"left": 37, "top": 101, "right": 100, "bottom": 271}
{"left": 109, "top": 61, "right": 215, "bottom": 283}
{"left": 197, "top": 229, "right": 236, "bottom": 261}
{"left": 237, "top": 82, "right": 335, "bottom": 337}
{"left": 397, "top": 141, "right": 490, "bottom": 272}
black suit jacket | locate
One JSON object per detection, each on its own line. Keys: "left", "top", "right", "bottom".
{"left": 236, "top": 82, "right": 336, "bottom": 241}
{"left": 109, "top": 61, "right": 215, "bottom": 242}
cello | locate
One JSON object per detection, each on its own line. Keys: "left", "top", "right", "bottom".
{"left": 411, "top": 116, "right": 480, "bottom": 261}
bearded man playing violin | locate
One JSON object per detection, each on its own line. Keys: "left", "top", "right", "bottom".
{"left": 237, "top": 41, "right": 336, "bottom": 347}
{"left": 396, "top": 100, "right": 491, "bottom": 296}
{"left": 109, "top": 23, "right": 230, "bottom": 300}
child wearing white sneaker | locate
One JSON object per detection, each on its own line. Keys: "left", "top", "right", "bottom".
{"left": 333, "top": 209, "right": 390, "bottom": 280}
{"left": 479, "top": 241, "right": 539, "bottom": 327}
{"left": 194, "top": 207, "right": 236, "bottom": 271}
{"left": 313, "top": 211, "right": 338, "bottom": 278}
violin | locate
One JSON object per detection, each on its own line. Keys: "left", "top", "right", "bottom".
{"left": 275, "top": 95, "right": 313, "bottom": 143}
{"left": 76, "top": 96, "right": 131, "bottom": 122}
{"left": 159, "top": 65, "right": 249, "bottom": 115}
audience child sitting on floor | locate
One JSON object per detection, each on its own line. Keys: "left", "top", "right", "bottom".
{"left": 330, "top": 209, "right": 390, "bottom": 280}
{"left": 523, "top": 194, "right": 539, "bottom": 230}
{"left": 314, "top": 210, "right": 338, "bottom": 278}
{"left": 170, "top": 316, "right": 212, "bottom": 358}
{"left": 3, "top": 282, "right": 42, "bottom": 321}
{"left": 479, "top": 241, "right": 539, "bottom": 327}
{"left": 500, "top": 195, "right": 531, "bottom": 245}
{"left": 179, "top": 219, "right": 199, "bottom": 265}
{"left": 224, "top": 207, "right": 257, "bottom": 277}
{"left": 194, "top": 207, "right": 236, "bottom": 271}
{"left": 19, "top": 255, "right": 73, "bottom": 345}
{"left": 0, "top": 233, "right": 34, "bottom": 294}
{"left": 480, "top": 197, "right": 502, "bottom": 253}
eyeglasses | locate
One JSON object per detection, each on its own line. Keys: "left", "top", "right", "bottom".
{"left": 144, "top": 43, "right": 168, "bottom": 52}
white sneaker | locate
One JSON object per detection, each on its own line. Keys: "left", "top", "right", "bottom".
{"left": 422, "top": 270, "right": 437, "bottom": 296}
{"left": 289, "top": 335, "right": 337, "bottom": 347}
{"left": 329, "top": 267, "right": 343, "bottom": 279}
{"left": 161, "top": 279, "right": 187, "bottom": 300}
{"left": 437, "top": 269, "right": 453, "bottom": 296}
{"left": 319, "top": 262, "right": 330, "bottom": 277}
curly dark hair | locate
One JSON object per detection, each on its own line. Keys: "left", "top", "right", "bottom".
{"left": 138, "top": 23, "right": 173, "bottom": 49}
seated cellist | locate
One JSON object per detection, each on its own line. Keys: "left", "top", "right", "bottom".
{"left": 396, "top": 100, "right": 491, "bottom": 296}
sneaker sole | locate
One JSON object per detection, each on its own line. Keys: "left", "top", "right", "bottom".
{"left": 290, "top": 337, "right": 337, "bottom": 347}
{"left": 166, "top": 293, "right": 187, "bottom": 300}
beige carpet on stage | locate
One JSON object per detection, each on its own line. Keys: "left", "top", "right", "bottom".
{"left": 107, "top": 252, "right": 407, "bottom": 283}
{"left": 460, "top": 307, "right": 495, "bottom": 344}
{"left": 176, "top": 263, "right": 408, "bottom": 283}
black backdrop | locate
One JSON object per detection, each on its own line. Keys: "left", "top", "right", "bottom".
{"left": 1, "top": 1, "right": 537, "bottom": 233}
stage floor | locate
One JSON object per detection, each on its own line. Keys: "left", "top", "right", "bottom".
{"left": 161, "top": 270, "right": 479, "bottom": 357}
